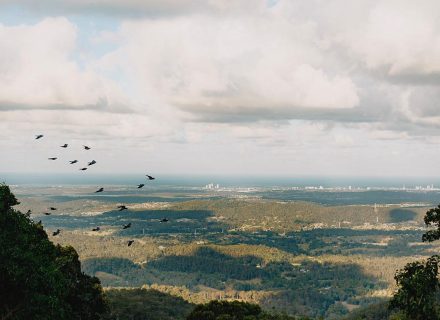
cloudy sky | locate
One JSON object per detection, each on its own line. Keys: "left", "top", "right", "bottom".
{"left": 1, "top": 0, "right": 440, "bottom": 177}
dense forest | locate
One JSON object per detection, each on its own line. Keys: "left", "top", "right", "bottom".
{"left": 4, "top": 183, "right": 440, "bottom": 319}
{"left": 0, "top": 184, "right": 107, "bottom": 319}
{"left": 0, "top": 184, "right": 323, "bottom": 319}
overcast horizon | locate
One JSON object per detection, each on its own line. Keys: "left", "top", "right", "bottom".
{"left": 1, "top": 1, "right": 440, "bottom": 177}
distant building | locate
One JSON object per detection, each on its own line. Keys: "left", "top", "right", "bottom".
{"left": 205, "top": 183, "right": 220, "bottom": 190}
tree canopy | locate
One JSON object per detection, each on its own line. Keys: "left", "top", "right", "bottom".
{"left": 186, "top": 300, "right": 302, "bottom": 320}
{"left": 0, "top": 184, "right": 108, "bottom": 320}
{"left": 390, "top": 256, "right": 440, "bottom": 320}
{"left": 423, "top": 205, "right": 440, "bottom": 242}
{"left": 389, "top": 204, "right": 440, "bottom": 319}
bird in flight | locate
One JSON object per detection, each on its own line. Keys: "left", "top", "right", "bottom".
{"left": 95, "top": 187, "right": 104, "bottom": 193}
{"left": 137, "top": 184, "right": 145, "bottom": 189}
{"left": 122, "top": 223, "right": 131, "bottom": 229}
{"left": 35, "top": 134, "right": 44, "bottom": 140}
{"left": 69, "top": 160, "right": 78, "bottom": 164}
{"left": 79, "top": 168, "right": 88, "bottom": 171}
{"left": 160, "top": 218, "right": 169, "bottom": 223}
{"left": 146, "top": 175, "right": 155, "bottom": 180}
{"left": 53, "top": 229, "right": 61, "bottom": 236}
{"left": 92, "top": 227, "right": 100, "bottom": 231}
{"left": 60, "top": 144, "right": 68, "bottom": 148}
{"left": 83, "top": 145, "right": 91, "bottom": 150}
{"left": 127, "top": 240, "right": 134, "bottom": 247}
{"left": 49, "top": 207, "right": 57, "bottom": 211}
{"left": 88, "top": 160, "right": 96, "bottom": 166}
{"left": 48, "top": 157, "right": 57, "bottom": 160}
{"left": 118, "top": 205, "right": 128, "bottom": 211}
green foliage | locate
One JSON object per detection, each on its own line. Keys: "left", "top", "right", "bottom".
{"left": 0, "top": 184, "right": 108, "bottom": 320}
{"left": 389, "top": 203, "right": 440, "bottom": 319}
{"left": 20, "top": 189, "right": 426, "bottom": 318}
{"left": 104, "top": 288, "right": 194, "bottom": 320}
{"left": 390, "top": 256, "right": 440, "bottom": 319}
{"left": 342, "top": 301, "right": 397, "bottom": 320}
{"left": 0, "top": 184, "right": 19, "bottom": 211}
{"left": 82, "top": 245, "right": 382, "bottom": 317}
{"left": 186, "top": 300, "right": 299, "bottom": 320}
{"left": 148, "top": 247, "right": 265, "bottom": 281}
{"left": 423, "top": 205, "right": 440, "bottom": 242}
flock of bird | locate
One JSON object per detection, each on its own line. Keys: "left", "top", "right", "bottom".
{"left": 33, "top": 134, "right": 164, "bottom": 246}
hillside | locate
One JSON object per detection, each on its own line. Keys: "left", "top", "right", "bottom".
{"left": 6, "top": 185, "right": 440, "bottom": 318}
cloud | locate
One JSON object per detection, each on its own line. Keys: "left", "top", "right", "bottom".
{"left": 338, "top": 0, "right": 440, "bottom": 79}
{"left": 0, "top": 17, "right": 128, "bottom": 111}
{"left": 98, "top": 13, "right": 359, "bottom": 123}
{"left": 2, "top": 0, "right": 440, "bottom": 155}
{"left": 334, "top": 134, "right": 354, "bottom": 147}
{"left": 369, "top": 130, "right": 409, "bottom": 141}
{"left": 0, "top": 109, "right": 179, "bottom": 141}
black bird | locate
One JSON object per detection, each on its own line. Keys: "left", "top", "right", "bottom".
{"left": 118, "top": 205, "right": 128, "bottom": 211}
{"left": 122, "top": 223, "right": 131, "bottom": 229}
{"left": 60, "top": 144, "right": 68, "bottom": 148}
{"left": 35, "top": 134, "right": 44, "bottom": 140}
{"left": 95, "top": 187, "right": 104, "bottom": 193}
{"left": 146, "top": 175, "right": 155, "bottom": 180}
{"left": 137, "top": 184, "right": 145, "bottom": 189}
{"left": 127, "top": 240, "right": 134, "bottom": 247}
{"left": 53, "top": 229, "right": 61, "bottom": 236}
{"left": 79, "top": 168, "right": 88, "bottom": 171}
{"left": 160, "top": 218, "right": 169, "bottom": 223}
{"left": 88, "top": 160, "right": 96, "bottom": 166}
{"left": 83, "top": 145, "right": 91, "bottom": 150}
{"left": 44, "top": 212, "right": 51, "bottom": 215}
{"left": 69, "top": 160, "right": 78, "bottom": 164}
{"left": 48, "top": 157, "right": 57, "bottom": 160}
{"left": 49, "top": 207, "right": 57, "bottom": 211}
{"left": 26, "top": 209, "right": 32, "bottom": 215}
{"left": 92, "top": 227, "right": 100, "bottom": 231}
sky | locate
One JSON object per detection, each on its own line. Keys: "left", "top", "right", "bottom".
{"left": 1, "top": 0, "right": 440, "bottom": 177}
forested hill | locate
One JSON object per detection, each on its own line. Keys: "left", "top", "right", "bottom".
{"left": 3, "top": 182, "right": 440, "bottom": 319}
{"left": 0, "top": 183, "right": 303, "bottom": 320}
{"left": 0, "top": 184, "right": 108, "bottom": 319}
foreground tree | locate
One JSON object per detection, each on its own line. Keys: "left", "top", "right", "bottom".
{"left": 389, "top": 204, "right": 440, "bottom": 319}
{"left": 423, "top": 204, "right": 440, "bottom": 242}
{"left": 390, "top": 256, "right": 440, "bottom": 320}
{"left": 0, "top": 184, "right": 108, "bottom": 320}
{"left": 186, "top": 300, "right": 301, "bottom": 320}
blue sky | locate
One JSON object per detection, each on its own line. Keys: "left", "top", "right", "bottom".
{"left": 1, "top": 1, "right": 440, "bottom": 177}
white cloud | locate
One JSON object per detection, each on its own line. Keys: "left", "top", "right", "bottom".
{"left": 98, "top": 13, "right": 359, "bottom": 121}
{"left": 3, "top": 1, "right": 440, "bottom": 175}
{"left": 339, "top": 0, "right": 440, "bottom": 77}
{"left": 334, "top": 134, "right": 354, "bottom": 147}
{"left": 0, "top": 17, "right": 127, "bottom": 110}
{"left": 369, "top": 130, "right": 409, "bottom": 141}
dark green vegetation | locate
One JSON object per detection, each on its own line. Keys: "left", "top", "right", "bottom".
{"left": 389, "top": 203, "right": 440, "bottom": 319}
{"left": 423, "top": 204, "right": 440, "bottom": 242}
{"left": 0, "top": 184, "right": 107, "bottom": 320}
{"left": 11, "top": 184, "right": 440, "bottom": 319}
{"left": 36, "top": 198, "right": 434, "bottom": 318}
{"left": 390, "top": 256, "right": 440, "bottom": 319}
{"left": 1, "top": 184, "right": 302, "bottom": 320}
{"left": 82, "top": 247, "right": 384, "bottom": 317}
{"left": 186, "top": 300, "right": 300, "bottom": 320}
{"left": 104, "top": 288, "right": 194, "bottom": 320}
{"left": 342, "top": 302, "right": 394, "bottom": 320}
